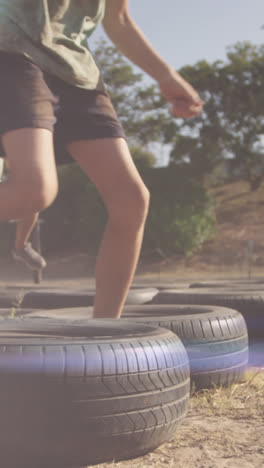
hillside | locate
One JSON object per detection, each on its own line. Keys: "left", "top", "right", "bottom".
{"left": 153, "top": 178, "right": 264, "bottom": 278}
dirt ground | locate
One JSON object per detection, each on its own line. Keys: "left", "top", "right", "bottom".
{"left": 92, "top": 370, "right": 264, "bottom": 468}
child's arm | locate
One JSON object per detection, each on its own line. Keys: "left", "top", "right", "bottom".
{"left": 103, "top": 0, "right": 203, "bottom": 119}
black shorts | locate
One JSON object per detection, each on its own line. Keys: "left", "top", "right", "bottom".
{"left": 0, "top": 52, "right": 126, "bottom": 164}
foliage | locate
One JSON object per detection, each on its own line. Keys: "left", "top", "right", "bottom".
{"left": 169, "top": 42, "right": 264, "bottom": 189}
{"left": 94, "top": 39, "right": 264, "bottom": 189}
{"left": 130, "top": 145, "right": 156, "bottom": 170}
{"left": 169, "top": 60, "right": 225, "bottom": 178}
{"left": 142, "top": 167, "right": 215, "bottom": 256}
{"left": 221, "top": 43, "right": 264, "bottom": 187}
{"left": 0, "top": 222, "right": 15, "bottom": 256}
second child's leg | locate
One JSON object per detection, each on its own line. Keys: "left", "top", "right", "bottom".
{"left": 15, "top": 212, "right": 39, "bottom": 251}
{"left": 3, "top": 158, "right": 41, "bottom": 250}
{"left": 1, "top": 137, "right": 51, "bottom": 270}
{"left": 12, "top": 212, "right": 47, "bottom": 270}
{"left": 0, "top": 128, "right": 58, "bottom": 221}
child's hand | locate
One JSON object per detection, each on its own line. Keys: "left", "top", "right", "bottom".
{"left": 159, "top": 72, "right": 204, "bottom": 119}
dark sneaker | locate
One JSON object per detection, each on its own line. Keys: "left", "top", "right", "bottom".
{"left": 12, "top": 243, "right": 47, "bottom": 270}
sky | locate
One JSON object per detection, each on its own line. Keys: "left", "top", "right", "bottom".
{"left": 91, "top": 0, "right": 264, "bottom": 72}
{"left": 89, "top": 1, "right": 264, "bottom": 164}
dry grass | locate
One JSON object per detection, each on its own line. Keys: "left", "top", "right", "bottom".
{"left": 190, "top": 369, "right": 264, "bottom": 418}
{"left": 9, "top": 287, "right": 24, "bottom": 317}
{"left": 181, "top": 180, "right": 264, "bottom": 276}
{"left": 91, "top": 369, "right": 264, "bottom": 468}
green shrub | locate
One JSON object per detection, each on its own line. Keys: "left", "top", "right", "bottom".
{"left": 0, "top": 222, "right": 15, "bottom": 257}
{"left": 142, "top": 167, "right": 215, "bottom": 256}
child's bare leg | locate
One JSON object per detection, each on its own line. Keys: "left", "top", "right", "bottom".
{"left": 68, "top": 138, "right": 150, "bottom": 319}
{"left": 0, "top": 128, "right": 58, "bottom": 220}
{"left": 15, "top": 212, "right": 39, "bottom": 250}
{"left": 0, "top": 128, "right": 56, "bottom": 270}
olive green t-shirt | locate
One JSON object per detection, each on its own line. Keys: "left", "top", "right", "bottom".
{"left": 0, "top": 0, "right": 106, "bottom": 90}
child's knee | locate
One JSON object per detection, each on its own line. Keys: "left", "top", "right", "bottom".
{"left": 108, "top": 182, "right": 150, "bottom": 230}
{"left": 14, "top": 176, "right": 58, "bottom": 213}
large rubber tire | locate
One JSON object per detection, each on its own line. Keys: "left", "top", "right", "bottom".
{"left": 24, "top": 305, "right": 249, "bottom": 389}
{"left": 0, "top": 318, "right": 190, "bottom": 467}
{"left": 24, "top": 307, "right": 94, "bottom": 319}
{"left": 189, "top": 280, "right": 264, "bottom": 288}
{"left": 20, "top": 287, "right": 158, "bottom": 309}
{"left": 189, "top": 283, "right": 264, "bottom": 292}
{"left": 121, "top": 304, "right": 248, "bottom": 390}
{"left": 151, "top": 289, "right": 264, "bottom": 339}
{"left": 0, "top": 288, "right": 158, "bottom": 309}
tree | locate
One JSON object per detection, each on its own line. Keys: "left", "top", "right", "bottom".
{"left": 168, "top": 42, "right": 264, "bottom": 189}
{"left": 129, "top": 145, "right": 156, "bottom": 171}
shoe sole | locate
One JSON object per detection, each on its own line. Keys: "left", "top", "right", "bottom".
{"left": 12, "top": 253, "right": 46, "bottom": 271}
